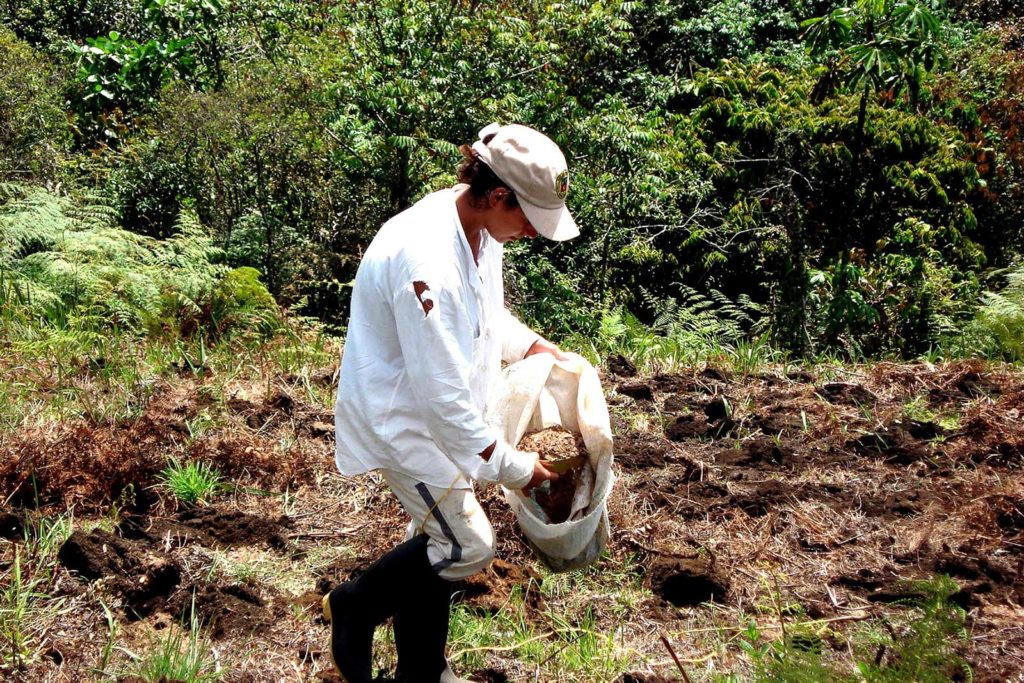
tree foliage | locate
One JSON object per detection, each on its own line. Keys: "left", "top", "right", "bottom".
{"left": 3, "top": 0, "right": 1024, "bottom": 360}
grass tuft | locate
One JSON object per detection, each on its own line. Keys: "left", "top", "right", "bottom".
{"left": 132, "top": 595, "right": 225, "bottom": 682}
{"left": 159, "top": 457, "right": 226, "bottom": 505}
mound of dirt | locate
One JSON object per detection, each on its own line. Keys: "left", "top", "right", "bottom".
{"left": 617, "top": 381, "right": 654, "bottom": 401}
{"left": 176, "top": 508, "right": 293, "bottom": 549}
{"left": 716, "top": 438, "right": 786, "bottom": 467}
{"left": 606, "top": 353, "right": 637, "bottom": 378}
{"left": 665, "top": 413, "right": 710, "bottom": 441}
{"left": 646, "top": 557, "right": 728, "bottom": 607}
{"left": 58, "top": 528, "right": 182, "bottom": 619}
{"left": 454, "top": 559, "right": 544, "bottom": 614}
{"left": 615, "top": 434, "right": 671, "bottom": 469}
{"left": 121, "top": 508, "right": 292, "bottom": 550}
{"left": 819, "top": 382, "right": 877, "bottom": 405}
{"left": 0, "top": 422, "right": 167, "bottom": 511}
{"left": 848, "top": 428, "right": 934, "bottom": 465}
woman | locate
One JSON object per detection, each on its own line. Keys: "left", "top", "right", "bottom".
{"left": 326, "top": 123, "right": 579, "bottom": 682}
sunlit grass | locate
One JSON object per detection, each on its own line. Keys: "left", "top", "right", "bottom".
{"left": 158, "top": 457, "right": 226, "bottom": 505}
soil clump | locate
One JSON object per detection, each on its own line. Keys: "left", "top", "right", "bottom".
{"left": 518, "top": 426, "right": 591, "bottom": 524}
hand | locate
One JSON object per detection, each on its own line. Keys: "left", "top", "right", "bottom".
{"left": 525, "top": 338, "right": 570, "bottom": 361}
{"left": 522, "top": 459, "right": 559, "bottom": 493}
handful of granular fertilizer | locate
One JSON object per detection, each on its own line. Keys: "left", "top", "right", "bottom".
{"left": 517, "top": 426, "right": 591, "bottom": 524}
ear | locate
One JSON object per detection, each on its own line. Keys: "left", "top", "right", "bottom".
{"left": 489, "top": 187, "right": 511, "bottom": 207}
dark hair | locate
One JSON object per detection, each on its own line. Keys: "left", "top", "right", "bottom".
{"left": 457, "top": 142, "right": 519, "bottom": 209}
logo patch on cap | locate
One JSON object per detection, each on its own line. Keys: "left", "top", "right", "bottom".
{"left": 555, "top": 170, "right": 569, "bottom": 200}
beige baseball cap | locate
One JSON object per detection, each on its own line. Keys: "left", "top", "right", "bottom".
{"left": 471, "top": 123, "right": 579, "bottom": 242}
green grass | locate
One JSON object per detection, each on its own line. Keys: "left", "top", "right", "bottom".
{"left": 717, "top": 575, "right": 971, "bottom": 683}
{"left": 158, "top": 457, "right": 226, "bottom": 505}
{"left": 446, "top": 560, "right": 643, "bottom": 680}
{"left": 131, "top": 595, "right": 225, "bottom": 683}
{"left": 0, "top": 512, "right": 73, "bottom": 672}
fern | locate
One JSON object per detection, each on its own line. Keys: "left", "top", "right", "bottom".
{"left": 965, "top": 263, "right": 1024, "bottom": 362}
{"left": 1, "top": 184, "right": 225, "bottom": 334}
{"left": 645, "top": 285, "right": 764, "bottom": 345}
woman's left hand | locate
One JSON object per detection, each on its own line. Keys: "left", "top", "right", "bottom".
{"left": 525, "top": 338, "right": 570, "bottom": 361}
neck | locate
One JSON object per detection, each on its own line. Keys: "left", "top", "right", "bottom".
{"left": 455, "top": 187, "right": 486, "bottom": 261}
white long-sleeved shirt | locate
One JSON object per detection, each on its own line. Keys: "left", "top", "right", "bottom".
{"left": 334, "top": 186, "right": 541, "bottom": 489}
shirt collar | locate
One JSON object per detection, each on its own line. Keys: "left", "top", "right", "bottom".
{"left": 451, "top": 186, "right": 488, "bottom": 278}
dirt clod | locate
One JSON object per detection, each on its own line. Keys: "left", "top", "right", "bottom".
{"left": 820, "top": 382, "right": 877, "bottom": 405}
{"left": 455, "top": 559, "right": 543, "bottom": 614}
{"left": 617, "top": 381, "right": 654, "bottom": 401}
{"left": 704, "top": 397, "right": 730, "bottom": 421}
{"left": 58, "top": 528, "right": 183, "bottom": 619}
{"left": 171, "top": 582, "right": 270, "bottom": 639}
{"left": 607, "top": 353, "right": 637, "bottom": 377}
{"left": 665, "top": 414, "right": 709, "bottom": 441}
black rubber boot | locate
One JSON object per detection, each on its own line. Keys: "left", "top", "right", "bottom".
{"left": 323, "top": 535, "right": 435, "bottom": 683}
{"left": 392, "top": 564, "right": 452, "bottom": 683}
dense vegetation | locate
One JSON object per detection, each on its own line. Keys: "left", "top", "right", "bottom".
{"left": 2, "top": 0, "right": 1023, "bottom": 366}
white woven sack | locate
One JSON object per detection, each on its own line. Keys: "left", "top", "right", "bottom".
{"left": 487, "top": 353, "right": 615, "bottom": 571}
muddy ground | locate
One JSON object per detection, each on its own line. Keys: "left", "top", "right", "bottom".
{"left": 1, "top": 359, "right": 1022, "bottom": 681}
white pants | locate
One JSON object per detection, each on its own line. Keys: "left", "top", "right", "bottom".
{"left": 381, "top": 470, "right": 496, "bottom": 581}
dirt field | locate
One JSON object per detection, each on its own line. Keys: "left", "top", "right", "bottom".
{"left": 1, "top": 359, "right": 1022, "bottom": 681}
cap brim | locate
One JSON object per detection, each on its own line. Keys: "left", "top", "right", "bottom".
{"left": 519, "top": 200, "right": 579, "bottom": 242}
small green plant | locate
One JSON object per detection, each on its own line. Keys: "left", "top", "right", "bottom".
{"left": 902, "top": 394, "right": 938, "bottom": 423}
{"left": 730, "top": 575, "right": 970, "bottom": 682}
{"left": 0, "top": 548, "right": 49, "bottom": 670}
{"left": 0, "top": 512, "right": 71, "bottom": 671}
{"left": 132, "top": 595, "right": 225, "bottom": 682}
{"left": 158, "top": 457, "right": 225, "bottom": 504}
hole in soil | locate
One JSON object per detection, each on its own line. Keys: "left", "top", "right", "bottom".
{"left": 170, "top": 583, "right": 269, "bottom": 639}
{"left": 648, "top": 558, "right": 728, "bottom": 607}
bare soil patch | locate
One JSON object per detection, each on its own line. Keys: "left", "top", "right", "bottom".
{"left": 5, "top": 361, "right": 1024, "bottom": 680}
{"left": 610, "top": 360, "right": 1024, "bottom": 679}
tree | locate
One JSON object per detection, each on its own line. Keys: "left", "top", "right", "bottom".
{"left": 802, "top": 0, "right": 947, "bottom": 179}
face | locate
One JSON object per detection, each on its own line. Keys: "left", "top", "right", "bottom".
{"left": 483, "top": 189, "right": 539, "bottom": 244}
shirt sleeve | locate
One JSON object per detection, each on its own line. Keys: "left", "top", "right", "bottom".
{"left": 392, "top": 277, "right": 533, "bottom": 487}
{"left": 495, "top": 306, "right": 541, "bottom": 363}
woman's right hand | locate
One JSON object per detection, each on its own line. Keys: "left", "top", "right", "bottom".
{"left": 522, "top": 459, "right": 559, "bottom": 492}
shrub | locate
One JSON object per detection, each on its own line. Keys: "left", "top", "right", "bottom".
{"left": 205, "top": 266, "right": 279, "bottom": 337}
{"left": 954, "top": 263, "right": 1024, "bottom": 362}
{"left": 0, "top": 30, "right": 70, "bottom": 182}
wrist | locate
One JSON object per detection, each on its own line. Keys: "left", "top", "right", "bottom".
{"left": 504, "top": 446, "right": 538, "bottom": 489}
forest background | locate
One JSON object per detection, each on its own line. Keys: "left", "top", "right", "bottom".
{"left": 3, "top": 0, "right": 1023, "bottom": 366}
